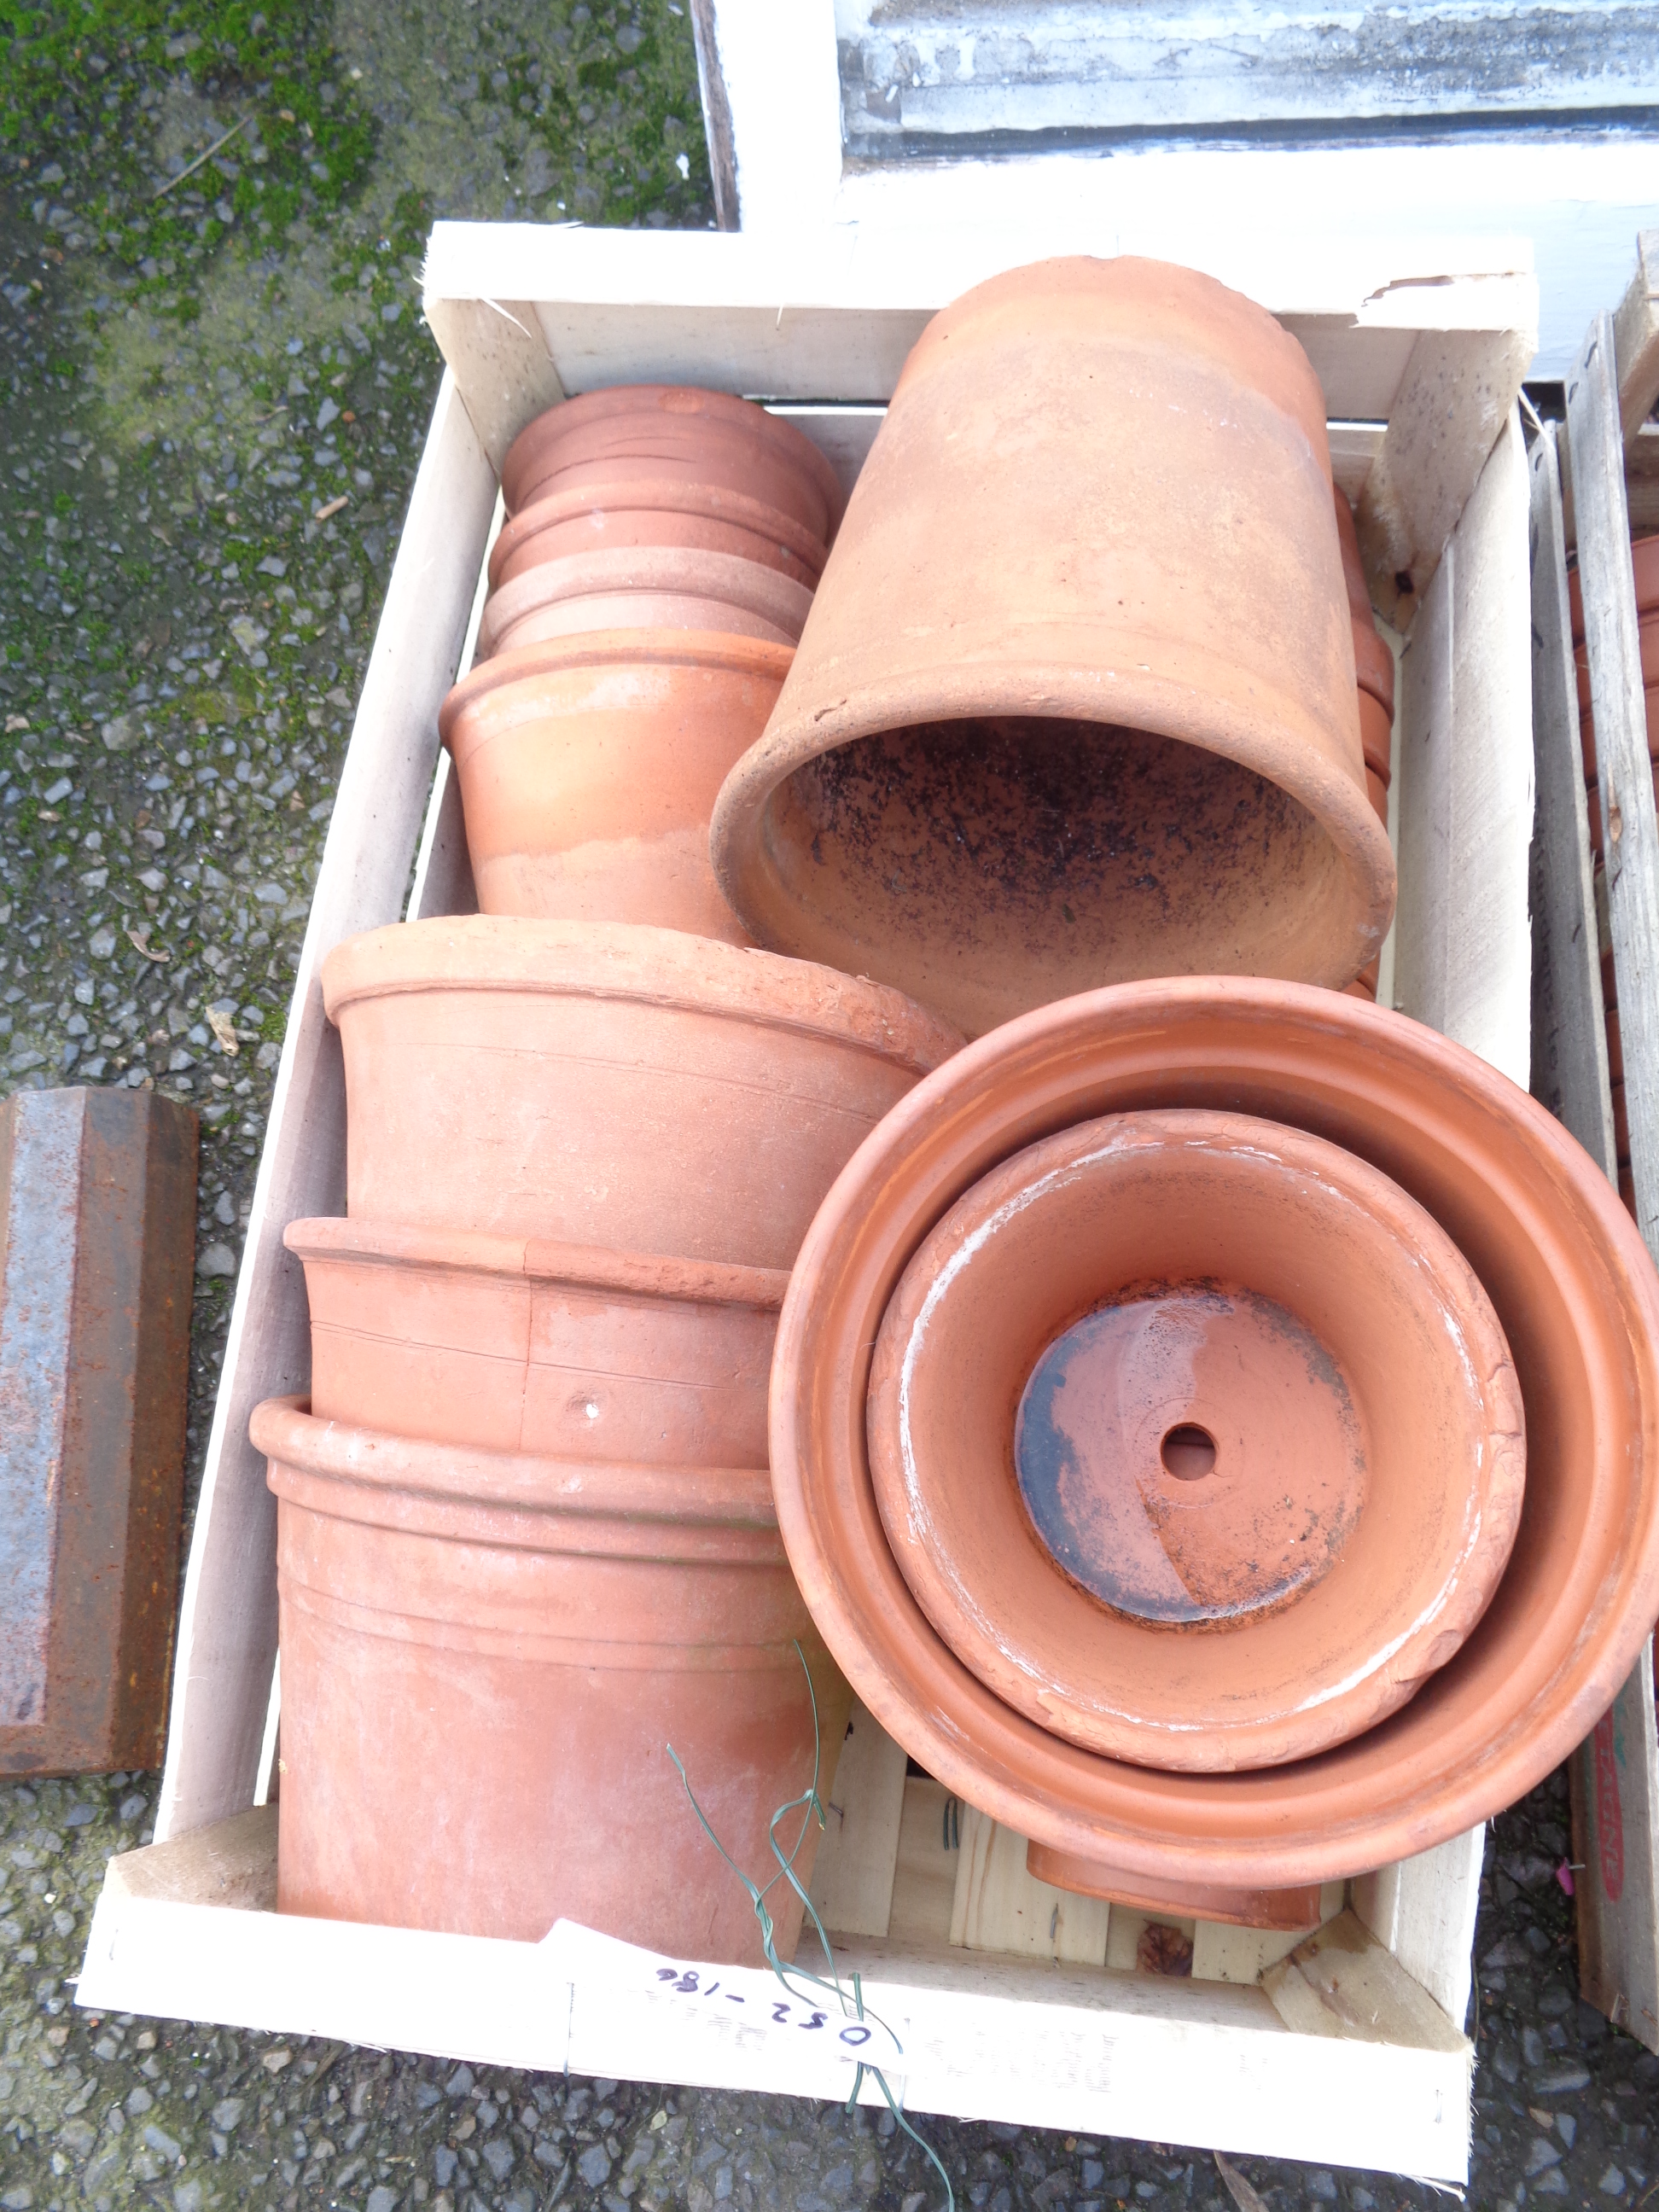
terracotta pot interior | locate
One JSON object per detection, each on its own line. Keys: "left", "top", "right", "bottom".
{"left": 865, "top": 1109, "right": 1522, "bottom": 1773}
{"left": 753, "top": 715, "right": 1354, "bottom": 1031}
{"left": 766, "top": 981, "right": 1659, "bottom": 1897}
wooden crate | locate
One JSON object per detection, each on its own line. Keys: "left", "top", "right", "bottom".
{"left": 78, "top": 227, "right": 1540, "bottom": 2183}
{"left": 1534, "top": 229, "right": 1659, "bottom": 2057}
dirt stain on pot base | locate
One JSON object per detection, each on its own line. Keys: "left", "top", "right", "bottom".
{"left": 1014, "top": 1281, "right": 1367, "bottom": 1627}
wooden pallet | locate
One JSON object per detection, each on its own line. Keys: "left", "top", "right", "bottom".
{"left": 79, "top": 228, "right": 1540, "bottom": 2180}
{"left": 1534, "top": 230, "right": 1659, "bottom": 2058}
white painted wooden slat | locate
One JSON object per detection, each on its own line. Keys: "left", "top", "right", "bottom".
{"left": 1528, "top": 422, "right": 1618, "bottom": 1175}
{"left": 154, "top": 372, "right": 498, "bottom": 1844}
{"left": 807, "top": 1697, "right": 909, "bottom": 1940}
{"left": 1351, "top": 1829, "right": 1487, "bottom": 2033}
{"left": 1392, "top": 408, "right": 1534, "bottom": 1086}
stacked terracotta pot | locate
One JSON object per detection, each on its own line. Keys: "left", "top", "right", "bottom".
{"left": 1574, "top": 533, "right": 1657, "bottom": 1220}
{"left": 701, "top": 259, "right": 1659, "bottom": 1930}
{"left": 254, "top": 392, "right": 962, "bottom": 1960}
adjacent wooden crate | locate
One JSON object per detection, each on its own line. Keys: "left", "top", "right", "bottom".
{"left": 78, "top": 227, "right": 1540, "bottom": 2182}
{"left": 1534, "top": 230, "right": 1659, "bottom": 2058}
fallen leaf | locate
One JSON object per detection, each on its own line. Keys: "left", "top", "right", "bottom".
{"left": 207, "top": 1006, "right": 240, "bottom": 1056}
{"left": 1214, "top": 2152, "right": 1268, "bottom": 2212}
{"left": 125, "top": 926, "right": 170, "bottom": 963}
{"left": 1137, "top": 1920, "right": 1193, "bottom": 1976}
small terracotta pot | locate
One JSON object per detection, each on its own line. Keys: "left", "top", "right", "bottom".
{"left": 490, "top": 481, "right": 827, "bottom": 597}
{"left": 1358, "top": 690, "right": 1393, "bottom": 785}
{"left": 322, "top": 917, "right": 962, "bottom": 1269}
{"left": 1365, "top": 765, "right": 1389, "bottom": 827}
{"left": 770, "top": 978, "right": 1659, "bottom": 1898}
{"left": 865, "top": 1109, "right": 1522, "bottom": 1773}
{"left": 255, "top": 1396, "right": 850, "bottom": 1957}
{"left": 1608, "top": 1005, "right": 1623, "bottom": 1083}
{"left": 1332, "top": 487, "right": 1371, "bottom": 619}
{"left": 500, "top": 387, "right": 845, "bottom": 546}
{"left": 1342, "top": 959, "right": 1380, "bottom": 1003}
{"left": 1569, "top": 532, "right": 1659, "bottom": 637}
{"left": 710, "top": 258, "right": 1394, "bottom": 1035}
{"left": 286, "top": 1218, "right": 786, "bottom": 1464}
{"left": 478, "top": 547, "right": 813, "bottom": 661}
{"left": 439, "top": 632, "right": 793, "bottom": 941}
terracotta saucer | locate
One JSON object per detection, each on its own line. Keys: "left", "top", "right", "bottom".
{"left": 867, "top": 1109, "right": 1523, "bottom": 1773}
{"left": 770, "top": 977, "right": 1659, "bottom": 1895}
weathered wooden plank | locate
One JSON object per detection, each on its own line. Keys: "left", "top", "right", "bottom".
{"left": 947, "top": 1809, "right": 1110, "bottom": 1966}
{"left": 1392, "top": 408, "right": 1534, "bottom": 1085}
{"left": 1614, "top": 229, "right": 1659, "bottom": 451}
{"left": 422, "top": 295, "right": 564, "bottom": 478}
{"left": 1191, "top": 1885, "right": 1344, "bottom": 1988}
{"left": 1349, "top": 1829, "right": 1486, "bottom": 2032}
{"left": 1563, "top": 308, "right": 1659, "bottom": 2057}
{"left": 687, "top": 0, "right": 739, "bottom": 230}
{"left": 807, "top": 1697, "right": 909, "bottom": 1941}
{"left": 1528, "top": 421, "right": 1617, "bottom": 1175}
{"left": 1570, "top": 314, "right": 1659, "bottom": 1245}
{"left": 835, "top": 0, "right": 1659, "bottom": 148}
{"left": 883, "top": 1778, "right": 960, "bottom": 1949}
{"left": 1359, "top": 329, "right": 1534, "bottom": 626}
{"left": 1262, "top": 1912, "right": 1470, "bottom": 2053}
{"left": 154, "top": 372, "right": 498, "bottom": 1845}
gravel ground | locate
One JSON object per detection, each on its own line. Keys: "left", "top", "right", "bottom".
{"left": 2, "top": 7, "right": 1657, "bottom": 2210}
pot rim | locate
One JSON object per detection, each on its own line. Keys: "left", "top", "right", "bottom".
{"left": 500, "top": 384, "right": 847, "bottom": 531}
{"left": 769, "top": 976, "right": 1659, "bottom": 1885}
{"left": 709, "top": 656, "right": 1399, "bottom": 1004}
{"left": 254, "top": 1394, "right": 779, "bottom": 1534}
{"left": 475, "top": 547, "right": 813, "bottom": 661}
{"left": 320, "top": 916, "right": 965, "bottom": 1081}
{"left": 490, "top": 477, "right": 830, "bottom": 592}
{"left": 439, "top": 626, "right": 795, "bottom": 742}
{"left": 283, "top": 1216, "right": 790, "bottom": 1311}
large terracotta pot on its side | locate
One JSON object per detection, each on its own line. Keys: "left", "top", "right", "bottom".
{"left": 439, "top": 633, "right": 793, "bottom": 941}
{"left": 477, "top": 547, "right": 813, "bottom": 661}
{"left": 490, "top": 482, "right": 828, "bottom": 596}
{"left": 256, "top": 1396, "right": 850, "bottom": 1959}
{"left": 865, "top": 1109, "right": 1523, "bottom": 1774}
{"left": 321, "top": 917, "right": 963, "bottom": 1268}
{"left": 710, "top": 258, "right": 1395, "bottom": 1037}
{"left": 287, "top": 1217, "right": 785, "bottom": 1464}
{"left": 500, "top": 386, "right": 846, "bottom": 548}
{"left": 770, "top": 978, "right": 1659, "bottom": 1918}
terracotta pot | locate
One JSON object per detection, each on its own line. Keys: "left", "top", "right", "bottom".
{"left": 1365, "top": 765, "right": 1389, "bottom": 827}
{"left": 769, "top": 977, "right": 1659, "bottom": 1899}
{"left": 1358, "top": 690, "right": 1392, "bottom": 785}
{"left": 1332, "top": 486, "right": 1371, "bottom": 620}
{"left": 1342, "top": 959, "right": 1379, "bottom": 1003}
{"left": 710, "top": 258, "right": 1395, "bottom": 1036}
{"left": 490, "top": 481, "right": 826, "bottom": 597}
{"left": 439, "top": 632, "right": 793, "bottom": 941}
{"left": 1024, "top": 1842, "right": 1323, "bottom": 1932}
{"left": 866, "top": 1108, "right": 1522, "bottom": 1772}
{"left": 500, "top": 387, "right": 845, "bottom": 546}
{"left": 478, "top": 548, "right": 813, "bottom": 661}
{"left": 254, "top": 1396, "right": 850, "bottom": 1956}
{"left": 1569, "top": 532, "right": 1659, "bottom": 637}
{"left": 1609, "top": 1005, "right": 1623, "bottom": 1083}
{"left": 322, "top": 917, "right": 962, "bottom": 1268}
{"left": 286, "top": 1218, "right": 787, "bottom": 1464}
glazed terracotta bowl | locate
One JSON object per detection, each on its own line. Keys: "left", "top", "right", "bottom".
{"left": 478, "top": 547, "right": 812, "bottom": 660}
{"left": 500, "top": 386, "right": 846, "bottom": 545}
{"left": 439, "top": 632, "right": 793, "bottom": 942}
{"left": 490, "top": 480, "right": 826, "bottom": 596}
{"left": 770, "top": 978, "right": 1659, "bottom": 1900}
{"left": 256, "top": 1395, "right": 849, "bottom": 1959}
{"left": 711, "top": 258, "right": 1394, "bottom": 1035}
{"left": 865, "top": 1109, "right": 1523, "bottom": 1773}
{"left": 321, "top": 917, "right": 962, "bottom": 1270}
{"left": 288, "top": 1218, "right": 786, "bottom": 1464}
